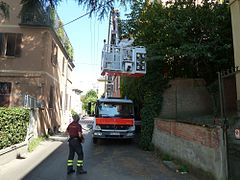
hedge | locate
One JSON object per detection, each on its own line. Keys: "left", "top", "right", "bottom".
{"left": 0, "top": 107, "right": 30, "bottom": 149}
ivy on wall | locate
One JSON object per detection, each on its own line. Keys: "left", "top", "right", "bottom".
{"left": 0, "top": 108, "right": 30, "bottom": 149}
{"left": 122, "top": 61, "right": 168, "bottom": 150}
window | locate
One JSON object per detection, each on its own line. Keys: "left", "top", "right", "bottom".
{"left": 51, "top": 41, "right": 58, "bottom": 65}
{"left": 0, "top": 33, "right": 22, "bottom": 57}
{"left": 0, "top": 82, "right": 12, "bottom": 107}
{"left": 98, "top": 102, "right": 134, "bottom": 118}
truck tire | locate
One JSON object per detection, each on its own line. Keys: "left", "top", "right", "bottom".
{"left": 93, "top": 138, "right": 98, "bottom": 144}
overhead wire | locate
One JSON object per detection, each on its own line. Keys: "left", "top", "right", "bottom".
{"left": 58, "top": 12, "right": 90, "bottom": 28}
{"left": 55, "top": 1, "right": 115, "bottom": 77}
{"left": 57, "top": 0, "right": 114, "bottom": 29}
{"left": 93, "top": 17, "right": 96, "bottom": 73}
{"left": 91, "top": 1, "right": 96, "bottom": 74}
{"left": 93, "top": 16, "right": 95, "bottom": 73}
{"left": 90, "top": 17, "right": 93, "bottom": 66}
{"left": 96, "top": 20, "right": 100, "bottom": 73}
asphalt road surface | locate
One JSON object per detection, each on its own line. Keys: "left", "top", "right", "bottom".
{"left": 0, "top": 122, "right": 198, "bottom": 180}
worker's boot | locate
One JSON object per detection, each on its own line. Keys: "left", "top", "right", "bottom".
{"left": 67, "top": 166, "right": 75, "bottom": 175}
{"left": 76, "top": 166, "right": 87, "bottom": 174}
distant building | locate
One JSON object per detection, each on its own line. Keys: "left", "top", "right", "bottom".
{"left": 96, "top": 76, "right": 106, "bottom": 98}
{"left": 0, "top": 0, "right": 75, "bottom": 135}
{"left": 96, "top": 75, "right": 121, "bottom": 98}
{"left": 71, "top": 88, "right": 83, "bottom": 116}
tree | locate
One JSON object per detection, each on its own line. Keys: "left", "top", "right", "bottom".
{"left": 81, "top": 89, "right": 98, "bottom": 114}
{"left": 121, "top": 0, "right": 234, "bottom": 150}
{"left": 20, "top": 0, "right": 131, "bottom": 19}
{"left": 125, "top": 0, "right": 233, "bottom": 84}
{"left": 0, "top": 1, "right": 9, "bottom": 19}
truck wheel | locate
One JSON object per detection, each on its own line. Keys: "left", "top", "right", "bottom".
{"left": 93, "top": 138, "right": 98, "bottom": 144}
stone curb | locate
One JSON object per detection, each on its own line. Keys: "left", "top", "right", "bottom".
{"left": 0, "top": 142, "right": 28, "bottom": 166}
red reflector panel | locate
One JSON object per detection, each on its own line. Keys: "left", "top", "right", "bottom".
{"left": 101, "top": 71, "right": 145, "bottom": 77}
{"left": 96, "top": 118, "right": 134, "bottom": 125}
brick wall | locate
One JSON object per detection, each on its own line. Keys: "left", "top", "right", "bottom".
{"left": 152, "top": 118, "right": 227, "bottom": 180}
{"left": 156, "top": 120, "right": 220, "bottom": 148}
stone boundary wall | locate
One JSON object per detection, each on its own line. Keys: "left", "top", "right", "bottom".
{"left": 159, "top": 79, "right": 213, "bottom": 119}
{"left": 152, "top": 118, "right": 227, "bottom": 180}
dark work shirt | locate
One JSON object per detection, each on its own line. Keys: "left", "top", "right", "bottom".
{"left": 66, "top": 121, "right": 82, "bottom": 137}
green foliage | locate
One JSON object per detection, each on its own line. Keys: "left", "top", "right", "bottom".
{"left": 0, "top": 1, "right": 9, "bottom": 19}
{"left": 71, "top": 109, "right": 78, "bottom": 116}
{"left": 49, "top": 6, "right": 74, "bottom": 60}
{"left": 0, "top": 108, "right": 30, "bottom": 149}
{"left": 162, "top": 154, "right": 173, "bottom": 161}
{"left": 28, "top": 136, "right": 45, "bottom": 152}
{"left": 51, "top": 9, "right": 74, "bottom": 59}
{"left": 126, "top": 0, "right": 233, "bottom": 85}
{"left": 121, "top": 0, "right": 233, "bottom": 150}
{"left": 64, "top": 39, "right": 74, "bottom": 60}
{"left": 48, "top": 5, "right": 56, "bottom": 26}
{"left": 136, "top": 59, "right": 167, "bottom": 150}
{"left": 177, "top": 164, "right": 189, "bottom": 173}
{"left": 81, "top": 89, "right": 98, "bottom": 113}
{"left": 20, "top": 0, "right": 130, "bottom": 20}
{"left": 122, "top": 61, "right": 167, "bottom": 150}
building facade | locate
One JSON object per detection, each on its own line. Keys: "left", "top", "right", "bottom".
{"left": 230, "top": 0, "right": 240, "bottom": 112}
{"left": 0, "top": 0, "right": 75, "bottom": 135}
{"left": 96, "top": 76, "right": 106, "bottom": 98}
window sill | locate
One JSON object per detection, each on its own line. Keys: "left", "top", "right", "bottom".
{"left": 0, "top": 56, "right": 17, "bottom": 60}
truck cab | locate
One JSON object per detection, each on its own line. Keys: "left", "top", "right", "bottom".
{"left": 92, "top": 97, "right": 135, "bottom": 144}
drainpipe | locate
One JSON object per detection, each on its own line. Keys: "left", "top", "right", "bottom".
{"left": 217, "top": 72, "right": 229, "bottom": 180}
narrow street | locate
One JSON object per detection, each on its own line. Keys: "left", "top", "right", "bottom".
{"left": 0, "top": 122, "right": 198, "bottom": 180}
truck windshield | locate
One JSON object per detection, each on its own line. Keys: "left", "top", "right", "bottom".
{"left": 97, "top": 102, "right": 134, "bottom": 118}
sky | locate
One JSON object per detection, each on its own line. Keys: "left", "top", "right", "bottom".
{"left": 56, "top": 1, "right": 109, "bottom": 94}
{"left": 56, "top": 1, "right": 130, "bottom": 94}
